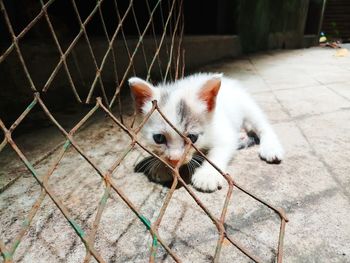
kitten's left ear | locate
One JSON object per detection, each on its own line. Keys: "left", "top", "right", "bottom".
{"left": 128, "top": 77, "right": 154, "bottom": 113}
{"left": 199, "top": 74, "right": 222, "bottom": 112}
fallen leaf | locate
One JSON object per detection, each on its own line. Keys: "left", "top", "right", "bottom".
{"left": 335, "top": 48, "right": 349, "bottom": 57}
{"left": 223, "top": 238, "right": 231, "bottom": 247}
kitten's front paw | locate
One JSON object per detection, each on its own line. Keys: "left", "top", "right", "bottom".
{"left": 191, "top": 167, "right": 224, "bottom": 192}
{"left": 259, "top": 139, "right": 284, "bottom": 164}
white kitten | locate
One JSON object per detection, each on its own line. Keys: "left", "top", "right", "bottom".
{"left": 129, "top": 73, "right": 284, "bottom": 192}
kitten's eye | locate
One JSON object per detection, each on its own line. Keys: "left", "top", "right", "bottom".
{"left": 153, "top": 134, "right": 167, "bottom": 144}
{"left": 187, "top": 133, "right": 198, "bottom": 143}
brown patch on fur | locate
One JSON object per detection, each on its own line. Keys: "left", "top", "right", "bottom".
{"left": 199, "top": 78, "right": 221, "bottom": 112}
{"left": 130, "top": 82, "right": 153, "bottom": 112}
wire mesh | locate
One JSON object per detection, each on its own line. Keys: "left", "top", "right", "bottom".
{"left": 0, "top": 0, "right": 288, "bottom": 262}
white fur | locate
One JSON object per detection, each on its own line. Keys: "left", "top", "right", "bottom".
{"left": 130, "top": 73, "right": 284, "bottom": 192}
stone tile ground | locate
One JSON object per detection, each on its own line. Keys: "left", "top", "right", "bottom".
{"left": 1, "top": 47, "right": 350, "bottom": 262}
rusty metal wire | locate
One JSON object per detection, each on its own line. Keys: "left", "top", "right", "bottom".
{"left": 0, "top": 0, "right": 287, "bottom": 262}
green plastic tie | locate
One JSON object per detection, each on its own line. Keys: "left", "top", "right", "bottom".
{"left": 100, "top": 191, "right": 109, "bottom": 205}
{"left": 12, "top": 240, "right": 20, "bottom": 251}
{"left": 22, "top": 219, "right": 30, "bottom": 226}
{"left": 63, "top": 140, "right": 71, "bottom": 150}
{"left": 152, "top": 235, "right": 158, "bottom": 247}
{"left": 24, "top": 160, "right": 38, "bottom": 178}
{"left": 3, "top": 251, "right": 12, "bottom": 260}
{"left": 152, "top": 234, "right": 158, "bottom": 257}
{"left": 26, "top": 100, "right": 37, "bottom": 111}
{"left": 69, "top": 219, "right": 86, "bottom": 238}
{"left": 139, "top": 215, "right": 151, "bottom": 230}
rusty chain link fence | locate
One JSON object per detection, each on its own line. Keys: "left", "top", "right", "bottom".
{"left": 0, "top": 0, "right": 288, "bottom": 262}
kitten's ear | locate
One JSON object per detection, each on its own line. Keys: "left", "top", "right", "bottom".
{"left": 128, "top": 77, "right": 154, "bottom": 112}
{"left": 199, "top": 74, "right": 222, "bottom": 112}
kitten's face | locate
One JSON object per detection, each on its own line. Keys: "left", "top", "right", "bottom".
{"left": 129, "top": 75, "right": 221, "bottom": 167}
{"left": 141, "top": 99, "right": 206, "bottom": 166}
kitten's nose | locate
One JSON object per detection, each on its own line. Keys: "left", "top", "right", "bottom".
{"left": 166, "top": 158, "right": 180, "bottom": 167}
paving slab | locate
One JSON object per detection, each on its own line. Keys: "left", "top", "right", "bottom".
{"left": 297, "top": 110, "right": 350, "bottom": 195}
{"left": 251, "top": 93, "right": 290, "bottom": 123}
{"left": 273, "top": 85, "right": 350, "bottom": 118}
{"left": 327, "top": 82, "right": 350, "bottom": 101}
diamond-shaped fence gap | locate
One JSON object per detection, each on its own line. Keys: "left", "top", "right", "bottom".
{"left": 39, "top": 93, "right": 98, "bottom": 134}
{"left": 147, "top": 40, "right": 174, "bottom": 81}
{"left": 116, "top": 86, "right": 136, "bottom": 115}
{"left": 73, "top": 113, "right": 132, "bottom": 174}
{"left": 71, "top": 0, "right": 98, "bottom": 23}
{"left": 39, "top": 52, "right": 86, "bottom": 104}
{"left": 82, "top": 3, "right": 144, "bottom": 105}
{"left": 150, "top": 198, "right": 188, "bottom": 262}
{"left": 81, "top": 6, "right": 110, "bottom": 65}
{"left": 11, "top": 194, "right": 87, "bottom": 263}
{"left": 92, "top": 190, "right": 154, "bottom": 262}
{"left": 150, "top": 0, "right": 166, "bottom": 35}
{"left": 143, "top": 1, "right": 165, "bottom": 80}
{"left": 8, "top": 100, "right": 65, "bottom": 158}
{"left": 97, "top": 1, "right": 121, "bottom": 89}
{"left": 62, "top": 37, "right": 99, "bottom": 99}
{"left": 132, "top": 0, "right": 153, "bottom": 36}
{"left": 0, "top": 140, "right": 23, "bottom": 191}
{"left": 0, "top": 54, "right": 35, "bottom": 125}
{"left": 0, "top": 150, "right": 41, "bottom": 247}
{"left": 233, "top": 148, "right": 287, "bottom": 203}
{"left": 107, "top": 92, "right": 134, "bottom": 126}
{"left": 117, "top": 39, "right": 147, "bottom": 82}
{"left": 98, "top": 0, "right": 121, "bottom": 39}
{"left": 43, "top": 52, "right": 89, "bottom": 101}
{"left": 0, "top": 100, "right": 32, "bottom": 183}
{"left": 189, "top": 177, "right": 234, "bottom": 219}
{"left": 111, "top": 39, "right": 136, "bottom": 81}
{"left": 169, "top": 0, "right": 184, "bottom": 80}
{"left": 157, "top": 192, "right": 219, "bottom": 262}
{"left": 96, "top": 57, "right": 118, "bottom": 101}
{"left": 46, "top": 143, "right": 106, "bottom": 235}
{"left": 118, "top": 1, "right": 139, "bottom": 38}
{"left": 143, "top": 37, "right": 166, "bottom": 82}
{"left": 1, "top": 1, "right": 43, "bottom": 37}
{"left": 161, "top": 1, "right": 182, "bottom": 80}
{"left": 74, "top": 2, "right": 118, "bottom": 103}
{"left": 45, "top": 0, "right": 81, "bottom": 52}
{"left": 110, "top": 1, "right": 137, "bottom": 81}
{"left": 223, "top": 187, "right": 282, "bottom": 262}
{"left": 130, "top": 2, "right": 153, "bottom": 67}
{"left": 0, "top": 12, "right": 12, "bottom": 54}
{"left": 108, "top": 143, "right": 171, "bottom": 222}
{"left": 16, "top": 19, "right": 62, "bottom": 90}
{"left": 153, "top": 0, "right": 173, "bottom": 80}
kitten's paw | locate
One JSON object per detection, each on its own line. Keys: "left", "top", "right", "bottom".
{"left": 191, "top": 168, "right": 224, "bottom": 192}
{"left": 259, "top": 139, "right": 284, "bottom": 164}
